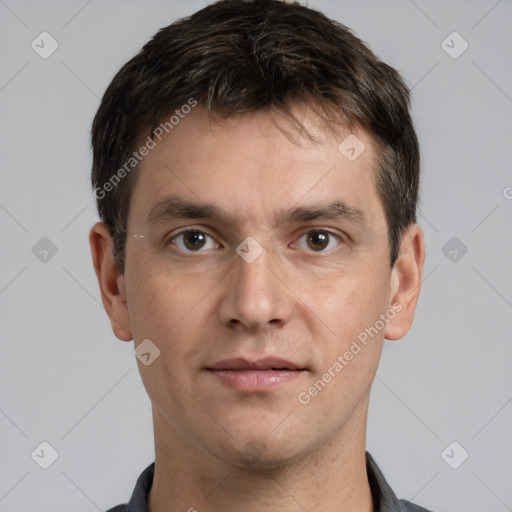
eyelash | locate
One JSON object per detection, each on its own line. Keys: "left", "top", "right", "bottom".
{"left": 166, "top": 228, "right": 344, "bottom": 254}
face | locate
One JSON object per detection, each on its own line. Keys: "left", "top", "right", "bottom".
{"left": 95, "top": 106, "right": 421, "bottom": 469}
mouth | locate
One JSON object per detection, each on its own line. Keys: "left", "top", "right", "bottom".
{"left": 206, "top": 358, "right": 308, "bottom": 391}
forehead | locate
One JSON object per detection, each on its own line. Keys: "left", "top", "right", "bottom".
{"left": 128, "top": 106, "right": 385, "bottom": 232}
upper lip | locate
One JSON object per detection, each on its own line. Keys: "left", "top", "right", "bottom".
{"left": 207, "top": 357, "right": 305, "bottom": 371}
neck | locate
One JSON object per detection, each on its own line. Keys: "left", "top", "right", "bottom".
{"left": 147, "top": 402, "right": 374, "bottom": 512}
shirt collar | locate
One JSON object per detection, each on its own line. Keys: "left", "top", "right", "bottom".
{"left": 366, "top": 451, "right": 414, "bottom": 512}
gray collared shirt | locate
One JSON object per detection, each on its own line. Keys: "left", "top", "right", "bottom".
{"left": 105, "top": 451, "right": 433, "bottom": 512}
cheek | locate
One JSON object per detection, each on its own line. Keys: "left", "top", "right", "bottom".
{"left": 127, "top": 272, "right": 209, "bottom": 409}
{"left": 125, "top": 243, "right": 202, "bottom": 333}
{"left": 125, "top": 263, "right": 216, "bottom": 379}
{"left": 128, "top": 277, "right": 196, "bottom": 340}
{"left": 305, "top": 264, "right": 391, "bottom": 342}
{"left": 301, "top": 267, "right": 390, "bottom": 408}
{"left": 298, "top": 282, "right": 387, "bottom": 424}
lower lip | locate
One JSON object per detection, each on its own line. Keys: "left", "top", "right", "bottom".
{"left": 208, "top": 369, "right": 304, "bottom": 391}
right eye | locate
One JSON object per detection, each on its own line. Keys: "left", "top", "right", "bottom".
{"left": 167, "top": 229, "right": 221, "bottom": 252}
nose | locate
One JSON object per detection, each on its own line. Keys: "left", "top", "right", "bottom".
{"left": 217, "top": 243, "right": 293, "bottom": 333}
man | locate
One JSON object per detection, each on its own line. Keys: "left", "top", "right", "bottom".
{"left": 89, "top": 0, "right": 429, "bottom": 510}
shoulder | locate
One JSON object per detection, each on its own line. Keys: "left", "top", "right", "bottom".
{"left": 104, "top": 505, "right": 127, "bottom": 512}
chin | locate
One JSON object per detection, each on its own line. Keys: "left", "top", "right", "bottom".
{"left": 216, "top": 435, "right": 307, "bottom": 471}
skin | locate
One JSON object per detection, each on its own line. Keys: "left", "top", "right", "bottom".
{"left": 90, "top": 105, "right": 424, "bottom": 512}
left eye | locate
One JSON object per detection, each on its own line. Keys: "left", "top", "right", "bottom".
{"left": 294, "top": 230, "right": 342, "bottom": 252}
{"left": 169, "top": 230, "right": 219, "bottom": 252}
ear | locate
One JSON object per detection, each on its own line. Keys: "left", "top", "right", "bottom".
{"left": 384, "top": 224, "right": 425, "bottom": 340}
{"left": 89, "top": 222, "right": 133, "bottom": 341}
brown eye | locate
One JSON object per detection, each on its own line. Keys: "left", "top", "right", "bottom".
{"left": 306, "top": 231, "right": 329, "bottom": 251}
{"left": 183, "top": 231, "right": 206, "bottom": 250}
{"left": 170, "top": 230, "right": 217, "bottom": 252}
{"left": 295, "top": 230, "right": 341, "bottom": 253}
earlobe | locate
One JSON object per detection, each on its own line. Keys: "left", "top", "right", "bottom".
{"left": 89, "top": 222, "right": 133, "bottom": 342}
{"left": 384, "top": 224, "right": 425, "bottom": 341}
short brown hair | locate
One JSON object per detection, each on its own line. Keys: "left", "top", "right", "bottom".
{"left": 91, "top": 0, "right": 420, "bottom": 274}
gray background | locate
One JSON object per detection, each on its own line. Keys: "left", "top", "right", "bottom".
{"left": 1, "top": 0, "right": 511, "bottom": 511}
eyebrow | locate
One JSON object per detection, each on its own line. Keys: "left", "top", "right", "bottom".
{"left": 146, "top": 194, "right": 366, "bottom": 228}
